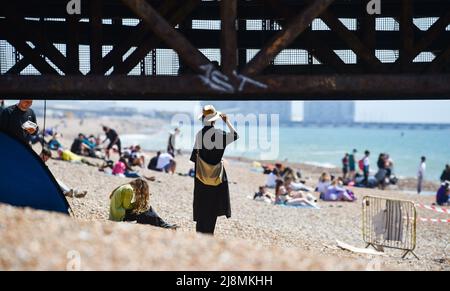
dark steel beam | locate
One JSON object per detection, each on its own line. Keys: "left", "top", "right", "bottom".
{"left": 2, "top": 4, "right": 76, "bottom": 75}
{"left": 6, "top": 0, "right": 450, "bottom": 20}
{"left": 66, "top": 15, "right": 80, "bottom": 74}
{"left": 0, "top": 22, "right": 58, "bottom": 75}
{"left": 399, "top": 0, "right": 414, "bottom": 72}
{"left": 32, "top": 18, "right": 77, "bottom": 75}
{"left": 237, "top": 19, "right": 247, "bottom": 71}
{"left": 265, "top": 0, "right": 353, "bottom": 73}
{"left": 359, "top": 0, "right": 376, "bottom": 70}
{"left": 262, "top": 63, "right": 432, "bottom": 75}
{"left": 243, "top": 0, "right": 336, "bottom": 76}
{"left": 0, "top": 74, "right": 448, "bottom": 99}
{"left": 5, "top": 58, "right": 30, "bottom": 74}
{"left": 89, "top": 0, "right": 103, "bottom": 74}
{"left": 304, "top": 34, "right": 355, "bottom": 73}
{"left": 220, "top": 0, "right": 237, "bottom": 75}
{"left": 95, "top": 0, "right": 178, "bottom": 75}
{"left": 393, "top": 10, "right": 450, "bottom": 70}
{"left": 321, "top": 10, "right": 384, "bottom": 72}
{"left": 411, "top": 11, "right": 450, "bottom": 59}
{"left": 120, "top": 0, "right": 210, "bottom": 73}
{"left": 427, "top": 45, "right": 450, "bottom": 73}
{"left": 113, "top": 0, "right": 200, "bottom": 75}
{"left": 2, "top": 18, "right": 448, "bottom": 52}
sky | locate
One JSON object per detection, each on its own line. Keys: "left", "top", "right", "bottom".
{"left": 4, "top": 100, "right": 450, "bottom": 123}
{"left": 120, "top": 100, "right": 450, "bottom": 124}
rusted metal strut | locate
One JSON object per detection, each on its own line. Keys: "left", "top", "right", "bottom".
{"left": 0, "top": 74, "right": 448, "bottom": 99}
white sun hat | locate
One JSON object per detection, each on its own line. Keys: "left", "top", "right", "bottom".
{"left": 198, "top": 105, "right": 222, "bottom": 123}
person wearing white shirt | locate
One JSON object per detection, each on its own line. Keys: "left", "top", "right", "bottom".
{"left": 156, "top": 152, "right": 176, "bottom": 174}
{"left": 417, "top": 156, "right": 426, "bottom": 194}
{"left": 266, "top": 169, "right": 280, "bottom": 188}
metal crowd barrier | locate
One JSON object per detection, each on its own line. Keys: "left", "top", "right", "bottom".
{"left": 362, "top": 196, "right": 418, "bottom": 259}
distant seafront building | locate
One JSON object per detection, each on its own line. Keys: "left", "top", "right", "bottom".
{"left": 303, "top": 101, "right": 355, "bottom": 125}
{"left": 200, "top": 101, "right": 292, "bottom": 124}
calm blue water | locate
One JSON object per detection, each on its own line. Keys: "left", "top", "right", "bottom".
{"left": 122, "top": 125, "right": 450, "bottom": 181}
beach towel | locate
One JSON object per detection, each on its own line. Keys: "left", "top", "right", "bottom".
{"left": 279, "top": 203, "right": 320, "bottom": 209}
{"left": 247, "top": 196, "right": 320, "bottom": 209}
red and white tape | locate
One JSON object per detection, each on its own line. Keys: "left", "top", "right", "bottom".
{"left": 417, "top": 217, "right": 450, "bottom": 223}
{"left": 415, "top": 203, "right": 450, "bottom": 214}
{"left": 404, "top": 216, "right": 450, "bottom": 223}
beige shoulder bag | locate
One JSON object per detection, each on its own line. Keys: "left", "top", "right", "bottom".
{"left": 195, "top": 150, "right": 224, "bottom": 186}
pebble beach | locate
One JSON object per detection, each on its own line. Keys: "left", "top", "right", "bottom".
{"left": 1, "top": 116, "right": 449, "bottom": 271}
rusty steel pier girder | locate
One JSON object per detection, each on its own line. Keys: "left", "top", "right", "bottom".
{"left": 0, "top": 0, "right": 449, "bottom": 99}
{"left": 0, "top": 74, "right": 448, "bottom": 99}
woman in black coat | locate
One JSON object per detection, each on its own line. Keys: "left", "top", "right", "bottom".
{"left": 190, "top": 105, "right": 239, "bottom": 235}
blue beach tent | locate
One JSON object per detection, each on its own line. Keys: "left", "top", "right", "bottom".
{"left": 0, "top": 132, "right": 70, "bottom": 215}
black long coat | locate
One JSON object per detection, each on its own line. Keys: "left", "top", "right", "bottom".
{"left": 190, "top": 125, "right": 239, "bottom": 222}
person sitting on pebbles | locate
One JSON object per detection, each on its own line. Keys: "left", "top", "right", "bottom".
{"left": 40, "top": 148, "right": 87, "bottom": 198}
{"left": 112, "top": 157, "right": 156, "bottom": 181}
{"left": 109, "top": 178, "right": 177, "bottom": 229}
{"left": 323, "top": 177, "right": 356, "bottom": 202}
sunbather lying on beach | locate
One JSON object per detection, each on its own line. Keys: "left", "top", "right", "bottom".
{"left": 322, "top": 178, "right": 356, "bottom": 202}
{"left": 112, "top": 157, "right": 155, "bottom": 181}
{"left": 109, "top": 178, "right": 177, "bottom": 229}
{"left": 57, "top": 148, "right": 100, "bottom": 167}
{"left": 281, "top": 166, "right": 302, "bottom": 182}
{"left": 253, "top": 186, "right": 274, "bottom": 203}
{"left": 275, "top": 180, "right": 317, "bottom": 207}
{"left": 284, "top": 176, "right": 313, "bottom": 192}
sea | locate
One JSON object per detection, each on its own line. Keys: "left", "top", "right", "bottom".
{"left": 122, "top": 124, "right": 450, "bottom": 182}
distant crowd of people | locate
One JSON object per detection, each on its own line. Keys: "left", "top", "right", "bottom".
{"left": 254, "top": 162, "right": 357, "bottom": 208}
{"left": 340, "top": 149, "right": 390, "bottom": 189}
{"left": 0, "top": 100, "right": 180, "bottom": 230}
{"left": 254, "top": 147, "right": 449, "bottom": 207}
{"left": 341, "top": 149, "right": 445, "bottom": 198}
{"left": 1, "top": 100, "right": 449, "bottom": 234}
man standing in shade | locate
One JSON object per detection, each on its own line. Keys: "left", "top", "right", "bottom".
{"left": 417, "top": 156, "right": 426, "bottom": 194}
{"left": 0, "top": 99, "right": 38, "bottom": 145}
